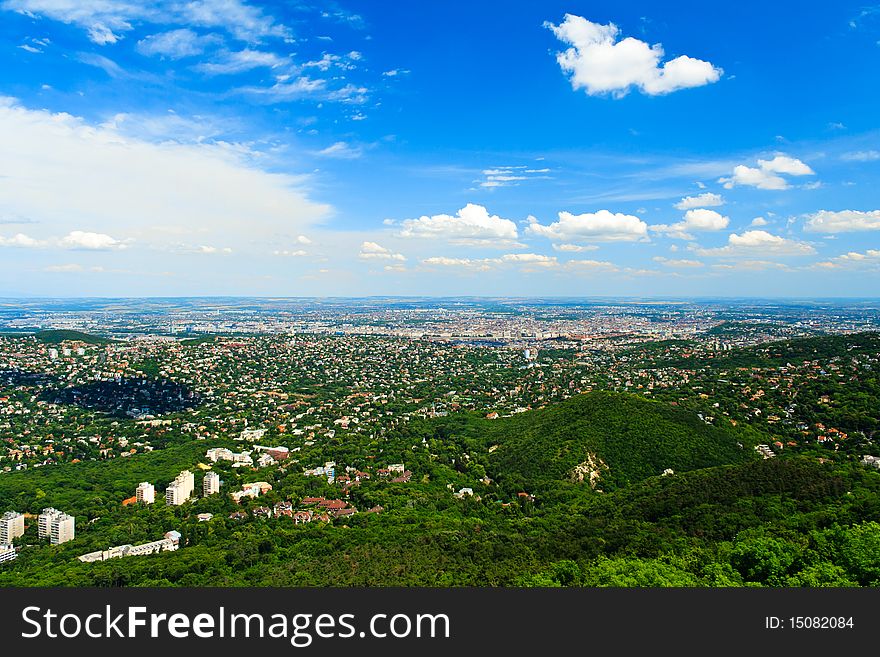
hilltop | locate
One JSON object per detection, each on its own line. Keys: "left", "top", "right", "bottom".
{"left": 429, "top": 391, "right": 757, "bottom": 492}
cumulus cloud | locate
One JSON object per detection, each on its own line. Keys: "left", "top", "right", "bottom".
{"left": 750, "top": 216, "right": 768, "bottom": 227}
{"left": 674, "top": 192, "right": 723, "bottom": 210}
{"left": 652, "top": 208, "right": 729, "bottom": 239}
{"left": 399, "top": 204, "right": 519, "bottom": 246}
{"left": 59, "top": 230, "right": 128, "bottom": 250}
{"left": 359, "top": 241, "right": 405, "bottom": 262}
{"left": 814, "top": 249, "right": 880, "bottom": 269}
{"left": 694, "top": 230, "right": 816, "bottom": 257}
{"left": 527, "top": 209, "right": 649, "bottom": 243}
{"left": 545, "top": 14, "right": 722, "bottom": 97}
{"left": 803, "top": 210, "right": 880, "bottom": 233}
{"left": 0, "top": 232, "right": 44, "bottom": 248}
{"left": 0, "top": 97, "right": 331, "bottom": 254}
{"left": 273, "top": 249, "right": 307, "bottom": 257}
{"left": 719, "top": 155, "right": 815, "bottom": 190}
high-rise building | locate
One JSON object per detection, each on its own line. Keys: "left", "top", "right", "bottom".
{"left": 38, "top": 508, "right": 62, "bottom": 539}
{"left": 136, "top": 482, "right": 155, "bottom": 504}
{"left": 50, "top": 514, "right": 75, "bottom": 545}
{"left": 203, "top": 471, "right": 221, "bottom": 497}
{"left": 165, "top": 470, "right": 195, "bottom": 506}
{"left": 0, "top": 511, "right": 25, "bottom": 545}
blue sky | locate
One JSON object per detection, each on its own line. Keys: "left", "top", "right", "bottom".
{"left": 1, "top": 0, "right": 879, "bottom": 297}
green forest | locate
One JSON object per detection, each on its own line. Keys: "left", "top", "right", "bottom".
{"left": 1, "top": 386, "right": 879, "bottom": 587}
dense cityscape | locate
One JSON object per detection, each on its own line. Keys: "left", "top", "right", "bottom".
{"left": 1, "top": 298, "right": 880, "bottom": 586}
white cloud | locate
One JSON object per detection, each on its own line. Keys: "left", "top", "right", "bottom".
{"left": 359, "top": 241, "right": 405, "bottom": 262}
{"left": 527, "top": 209, "right": 649, "bottom": 243}
{"left": 552, "top": 243, "right": 599, "bottom": 252}
{"left": 750, "top": 216, "right": 768, "bottom": 227}
{"left": 674, "top": 192, "right": 723, "bottom": 210}
{"left": 652, "top": 256, "right": 704, "bottom": 268}
{"left": 399, "top": 204, "right": 519, "bottom": 245}
{"left": 192, "top": 245, "right": 232, "bottom": 254}
{"left": 419, "top": 253, "right": 560, "bottom": 272}
{"left": 841, "top": 150, "right": 880, "bottom": 162}
{"left": 273, "top": 249, "right": 307, "bottom": 257}
{"left": 295, "top": 235, "right": 311, "bottom": 244}
{"left": 1, "top": 0, "right": 290, "bottom": 44}
{"left": 803, "top": 210, "right": 880, "bottom": 233}
{"left": 137, "top": 29, "right": 220, "bottom": 59}
{"left": 0, "top": 97, "right": 331, "bottom": 253}
{"left": 60, "top": 230, "right": 128, "bottom": 250}
{"left": 814, "top": 249, "right": 880, "bottom": 269}
{"left": 652, "top": 208, "right": 729, "bottom": 239}
{"left": 421, "top": 256, "right": 496, "bottom": 272}
{"left": 719, "top": 155, "right": 815, "bottom": 190}
{"left": 695, "top": 230, "right": 816, "bottom": 257}
{"left": 545, "top": 14, "right": 722, "bottom": 97}
{"left": 475, "top": 165, "right": 551, "bottom": 189}
{"left": 314, "top": 141, "right": 363, "bottom": 159}
{"left": 565, "top": 259, "right": 619, "bottom": 272}
{"left": 195, "top": 49, "right": 287, "bottom": 75}
{"left": 0, "top": 232, "right": 43, "bottom": 248}
{"left": 499, "top": 253, "right": 557, "bottom": 268}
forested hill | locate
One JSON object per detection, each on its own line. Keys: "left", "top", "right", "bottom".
{"left": 33, "top": 329, "right": 114, "bottom": 345}
{"left": 418, "top": 391, "right": 758, "bottom": 492}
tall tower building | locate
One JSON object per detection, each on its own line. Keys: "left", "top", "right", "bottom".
{"left": 203, "top": 471, "right": 221, "bottom": 497}
{"left": 38, "top": 508, "right": 62, "bottom": 539}
{"left": 136, "top": 482, "right": 155, "bottom": 504}
{"left": 165, "top": 470, "right": 195, "bottom": 506}
{"left": 50, "top": 513, "right": 75, "bottom": 545}
{"left": 0, "top": 511, "right": 25, "bottom": 545}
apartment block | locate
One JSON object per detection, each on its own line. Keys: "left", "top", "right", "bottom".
{"left": 0, "top": 511, "right": 25, "bottom": 545}
{"left": 136, "top": 482, "right": 155, "bottom": 504}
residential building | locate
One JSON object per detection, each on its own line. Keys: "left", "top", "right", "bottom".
{"left": 0, "top": 544, "right": 15, "bottom": 563}
{"left": 136, "top": 482, "right": 155, "bottom": 504}
{"left": 203, "top": 471, "right": 221, "bottom": 496}
{"left": 38, "top": 508, "right": 63, "bottom": 539}
{"left": 165, "top": 470, "right": 195, "bottom": 506}
{"left": 49, "top": 513, "right": 75, "bottom": 545}
{"left": 0, "top": 511, "right": 25, "bottom": 545}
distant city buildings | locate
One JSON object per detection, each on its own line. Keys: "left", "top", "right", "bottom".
{"left": 231, "top": 481, "right": 272, "bottom": 503}
{"left": 165, "top": 470, "right": 194, "bottom": 506}
{"left": 136, "top": 482, "right": 155, "bottom": 504}
{"left": 39, "top": 508, "right": 75, "bottom": 545}
{"left": 203, "top": 471, "right": 221, "bottom": 496}
{"left": 0, "top": 511, "right": 25, "bottom": 545}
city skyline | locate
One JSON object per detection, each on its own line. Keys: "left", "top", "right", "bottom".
{"left": 1, "top": 1, "right": 879, "bottom": 297}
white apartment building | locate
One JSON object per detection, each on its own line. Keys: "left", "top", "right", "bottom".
{"left": 203, "top": 471, "right": 221, "bottom": 497}
{"left": 136, "top": 482, "right": 155, "bottom": 504}
{"left": 165, "top": 470, "right": 195, "bottom": 506}
{"left": 0, "top": 544, "right": 15, "bottom": 563}
{"left": 38, "top": 508, "right": 62, "bottom": 539}
{"left": 50, "top": 513, "right": 75, "bottom": 545}
{"left": 0, "top": 511, "right": 25, "bottom": 545}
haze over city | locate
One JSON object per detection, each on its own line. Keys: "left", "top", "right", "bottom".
{"left": 1, "top": 1, "right": 879, "bottom": 297}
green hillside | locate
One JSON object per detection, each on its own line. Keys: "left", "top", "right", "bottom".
{"left": 33, "top": 329, "right": 114, "bottom": 345}
{"left": 450, "top": 391, "right": 758, "bottom": 491}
